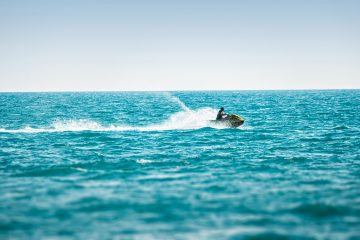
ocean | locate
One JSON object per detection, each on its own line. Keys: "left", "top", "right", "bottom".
{"left": 0, "top": 90, "right": 359, "bottom": 240}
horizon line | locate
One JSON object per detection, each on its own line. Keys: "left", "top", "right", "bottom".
{"left": 0, "top": 87, "right": 359, "bottom": 93}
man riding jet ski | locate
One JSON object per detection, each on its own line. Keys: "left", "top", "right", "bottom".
{"left": 212, "top": 107, "right": 245, "bottom": 128}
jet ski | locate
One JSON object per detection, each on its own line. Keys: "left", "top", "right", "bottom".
{"left": 210, "top": 114, "right": 245, "bottom": 128}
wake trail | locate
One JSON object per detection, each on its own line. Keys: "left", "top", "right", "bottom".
{"left": 0, "top": 108, "right": 229, "bottom": 133}
{"left": 0, "top": 94, "right": 245, "bottom": 134}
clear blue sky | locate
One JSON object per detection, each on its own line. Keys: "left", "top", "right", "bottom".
{"left": 0, "top": 0, "right": 359, "bottom": 91}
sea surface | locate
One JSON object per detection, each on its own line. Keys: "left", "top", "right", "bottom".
{"left": 0, "top": 90, "right": 359, "bottom": 240}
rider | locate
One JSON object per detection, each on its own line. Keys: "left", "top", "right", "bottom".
{"left": 216, "top": 107, "right": 227, "bottom": 120}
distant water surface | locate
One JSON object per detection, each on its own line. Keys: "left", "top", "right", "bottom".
{"left": 0, "top": 90, "right": 359, "bottom": 239}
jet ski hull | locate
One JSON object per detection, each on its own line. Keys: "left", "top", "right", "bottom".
{"left": 210, "top": 114, "right": 245, "bottom": 128}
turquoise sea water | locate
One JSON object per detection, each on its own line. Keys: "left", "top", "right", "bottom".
{"left": 0, "top": 90, "right": 359, "bottom": 240}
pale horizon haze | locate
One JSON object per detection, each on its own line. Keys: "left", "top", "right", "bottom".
{"left": 0, "top": 0, "right": 359, "bottom": 92}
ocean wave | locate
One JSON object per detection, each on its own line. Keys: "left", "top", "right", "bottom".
{"left": 292, "top": 203, "right": 347, "bottom": 218}
{"left": 0, "top": 108, "right": 235, "bottom": 133}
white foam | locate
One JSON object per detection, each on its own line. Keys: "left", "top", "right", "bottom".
{"left": 140, "top": 107, "right": 220, "bottom": 131}
{"left": 52, "top": 119, "right": 103, "bottom": 131}
{"left": 0, "top": 126, "right": 46, "bottom": 133}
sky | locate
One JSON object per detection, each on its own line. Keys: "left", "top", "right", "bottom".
{"left": 0, "top": 0, "right": 359, "bottom": 91}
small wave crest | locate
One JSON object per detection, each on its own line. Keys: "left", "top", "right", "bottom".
{"left": 0, "top": 108, "right": 232, "bottom": 133}
{"left": 136, "top": 159, "right": 154, "bottom": 164}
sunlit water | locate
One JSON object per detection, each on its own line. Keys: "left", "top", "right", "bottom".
{"left": 0, "top": 91, "right": 359, "bottom": 239}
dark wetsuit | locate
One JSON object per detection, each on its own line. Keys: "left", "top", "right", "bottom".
{"left": 216, "top": 110, "right": 225, "bottom": 120}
